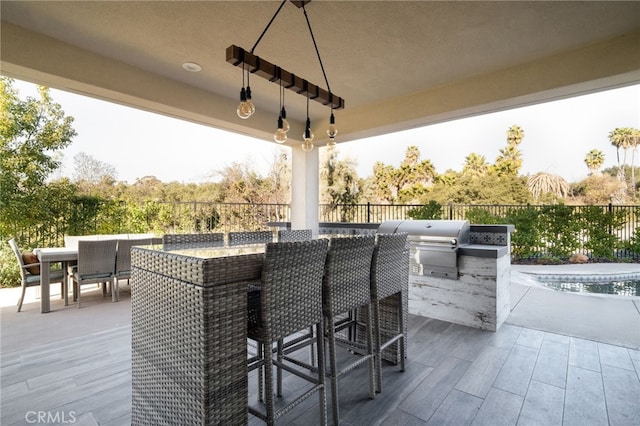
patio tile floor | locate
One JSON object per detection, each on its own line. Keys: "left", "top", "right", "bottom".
{"left": 1, "top": 276, "right": 639, "bottom": 425}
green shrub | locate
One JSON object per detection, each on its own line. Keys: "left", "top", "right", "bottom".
{"left": 505, "top": 207, "right": 541, "bottom": 260}
{"left": 0, "top": 244, "right": 20, "bottom": 288}
{"left": 580, "top": 206, "right": 626, "bottom": 259}
{"left": 465, "top": 207, "right": 504, "bottom": 224}
{"left": 407, "top": 200, "right": 443, "bottom": 220}
{"left": 537, "top": 205, "right": 581, "bottom": 258}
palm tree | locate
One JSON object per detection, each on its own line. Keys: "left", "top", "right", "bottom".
{"left": 609, "top": 127, "right": 632, "bottom": 181}
{"left": 494, "top": 125, "right": 524, "bottom": 176}
{"left": 629, "top": 128, "right": 640, "bottom": 193}
{"left": 462, "top": 152, "right": 488, "bottom": 178}
{"left": 584, "top": 149, "right": 605, "bottom": 176}
{"left": 608, "top": 127, "right": 640, "bottom": 192}
{"left": 506, "top": 125, "right": 525, "bottom": 145}
{"left": 527, "top": 172, "right": 569, "bottom": 201}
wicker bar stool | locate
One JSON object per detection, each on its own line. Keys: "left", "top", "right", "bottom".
{"left": 323, "top": 235, "right": 376, "bottom": 425}
{"left": 277, "top": 229, "right": 312, "bottom": 242}
{"left": 228, "top": 230, "right": 273, "bottom": 246}
{"left": 370, "top": 232, "right": 409, "bottom": 392}
{"left": 247, "top": 239, "right": 329, "bottom": 425}
{"left": 161, "top": 232, "right": 224, "bottom": 247}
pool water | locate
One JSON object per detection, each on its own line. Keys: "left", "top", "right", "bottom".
{"left": 540, "top": 279, "right": 640, "bottom": 297}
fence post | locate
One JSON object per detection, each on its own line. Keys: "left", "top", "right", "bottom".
{"left": 193, "top": 201, "right": 197, "bottom": 232}
{"left": 367, "top": 202, "right": 371, "bottom": 223}
{"left": 448, "top": 202, "right": 453, "bottom": 220}
{"left": 608, "top": 202, "right": 614, "bottom": 240}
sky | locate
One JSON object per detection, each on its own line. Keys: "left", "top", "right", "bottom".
{"left": 11, "top": 79, "right": 640, "bottom": 185}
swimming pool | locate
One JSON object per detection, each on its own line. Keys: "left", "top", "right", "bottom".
{"left": 539, "top": 279, "right": 640, "bottom": 297}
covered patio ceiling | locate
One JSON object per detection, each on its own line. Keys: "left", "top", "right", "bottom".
{"left": 1, "top": 1, "right": 639, "bottom": 148}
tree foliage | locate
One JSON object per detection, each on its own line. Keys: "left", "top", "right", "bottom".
{"left": 73, "top": 152, "right": 118, "bottom": 193}
{"left": 0, "top": 77, "right": 77, "bottom": 245}
{"left": 462, "top": 153, "right": 489, "bottom": 178}
{"left": 320, "top": 145, "right": 361, "bottom": 221}
{"left": 493, "top": 125, "right": 524, "bottom": 177}
{"left": 427, "top": 173, "right": 531, "bottom": 205}
{"left": 584, "top": 149, "right": 605, "bottom": 176}
{"left": 527, "top": 172, "right": 569, "bottom": 202}
{"left": 609, "top": 127, "right": 640, "bottom": 190}
{"left": 372, "top": 145, "right": 435, "bottom": 204}
{"left": 572, "top": 174, "right": 627, "bottom": 205}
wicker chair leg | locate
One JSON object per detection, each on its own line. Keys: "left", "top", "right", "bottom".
{"left": 398, "top": 295, "right": 406, "bottom": 373}
{"left": 16, "top": 286, "right": 27, "bottom": 312}
{"left": 364, "top": 305, "right": 376, "bottom": 400}
{"left": 112, "top": 278, "right": 119, "bottom": 302}
{"left": 276, "top": 339, "right": 284, "bottom": 397}
{"left": 315, "top": 322, "right": 328, "bottom": 426}
{"left": 373, "top": 300, "right": 383, "bottom": 393}
{"left": 258, "top": 343, "right": 265, "bottom": 404}
{"left": 309, "top": 326, "right": 316, "bottom": 367}
{"left": 326, "top": 312, "right": 340, "bottom": 425}
{"left": 263, "top": 341, "right": 276, "bottom": 425}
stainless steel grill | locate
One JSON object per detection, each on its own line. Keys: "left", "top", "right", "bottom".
{"left": 378, "top": 220, "right": 470, "bottom": 280}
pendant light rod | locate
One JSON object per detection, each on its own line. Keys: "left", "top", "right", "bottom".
{"left": 226, "top": 45, "right": 345, "bottom": 110}
{"left": 251, "top": 0, "right": 288, "bottom": 54}
{"left": 302, "top": 3, "right": 331, "bottom": 95}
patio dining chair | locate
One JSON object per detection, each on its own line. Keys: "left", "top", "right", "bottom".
{"left": 228, "top": 230, "right": 273, "bottom": 246}
{"left": 247, "top": 239, "right": 329, "bottom": 425}
{"left": 72, "top": 240, "right": 117, "bottom": 308}
{"left": 370, "top": 232, "right": 409, "bottom": 393}
{"left": 113, "top": 238, "right": 153, "bottom": 301}
{"left": 8, "top": 239, "right": 65, "bottom": 312}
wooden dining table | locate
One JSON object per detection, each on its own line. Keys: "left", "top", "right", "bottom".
{"left": 33, "top": 247, "right": 78, "bottom": 313}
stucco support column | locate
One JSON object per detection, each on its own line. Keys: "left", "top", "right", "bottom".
{"left": 290, "top": 145, "right": 319, "bottom": 236}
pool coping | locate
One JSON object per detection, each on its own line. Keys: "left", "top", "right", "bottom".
{"left": 508, "top": 264, "right": 640, "bottom": 350}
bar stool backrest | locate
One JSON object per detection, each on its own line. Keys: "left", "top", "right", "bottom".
{"left": 277, "top": 229, "right": 312, "bottom": 242}
{"left": 162, "top": 233, "right": 224, "bottom": 246}
{"left": 228, "top": 231, "right": 273, "bottom": 246}
{"left": 323, "top": 235, "right": 376, "bottom": 315}
{"left": 260, "top": 239, "right": 329, "bottom": 340}
{"left": 371, "top": 233, "right": 409, "bottom": 300}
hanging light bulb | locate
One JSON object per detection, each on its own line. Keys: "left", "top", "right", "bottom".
{"left": 301, "top": 91, "right": 314, "bottom": 151}
{"left": 301, "top": 117, "right": 314, "bottom": 151}
{"left": 273, "top": 70, "right": 287, "bottom": 143}
{"left": 326, "top": 111, "right": 338, "bottom": 146}
{"left": 245, "top": 84, "right": 255, "bottom": 117}
{"left": 236, "top": 87, "right": 252, "bottom": 119}
{"left": 280, "top": 107, "right": 290, "bottom": 133}
{"left": 236, "top": 61, "right": 253, "bottom": 119}
{"left": 273, "top": 115, "right": 287, "bottom": 144}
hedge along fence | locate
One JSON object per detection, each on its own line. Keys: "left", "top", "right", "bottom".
{"left": 4, "top": 198, "right": 640, "bottom": 261}
{"left": 431, "top": 203, "right": 638, "bottom": 261}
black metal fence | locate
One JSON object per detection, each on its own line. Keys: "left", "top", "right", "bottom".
{"left": 6, "top": 200, "right": 640, "bottom": 260}
{"left": 322, "top": 203, "right": 637, "bottom": 237}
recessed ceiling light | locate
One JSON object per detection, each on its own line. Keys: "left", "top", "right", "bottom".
{"left": 182, "top": 62, "right": 202, "bottom": 72}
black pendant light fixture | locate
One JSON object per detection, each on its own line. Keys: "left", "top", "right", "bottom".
{"left": 227, "top": 0, "right": 344, "bottom": 148}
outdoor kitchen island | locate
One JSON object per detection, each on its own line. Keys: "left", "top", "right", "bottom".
{"left": 378, "top": 221, "right": 514, "bottom": 332}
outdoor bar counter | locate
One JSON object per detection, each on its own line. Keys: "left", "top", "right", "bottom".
{"left": 130, "top": 244, "right": 265, "bottom": 425}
